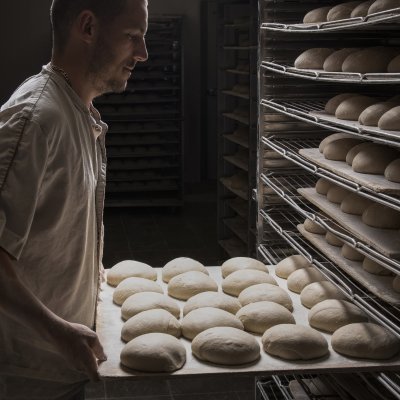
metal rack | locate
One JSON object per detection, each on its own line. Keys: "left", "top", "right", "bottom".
{"left": 96, "top": 16, "right": 184, "bottom": 208}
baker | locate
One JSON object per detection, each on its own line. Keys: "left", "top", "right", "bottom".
{"left": 0, "top": 0, "right": 148, "bottom": 398}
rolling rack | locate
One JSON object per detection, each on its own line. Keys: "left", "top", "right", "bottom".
{"left": 217, "top": 0, "right": 259, "bottom": 259}
{"left": 95, "top": 16, "right": 184, "bottom": 208}
{"left": 255, "top": 1, "right": 400, "bottom": 398}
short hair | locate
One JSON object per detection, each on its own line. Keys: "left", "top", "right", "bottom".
{"left": 50, "top": 0, "right": 127, "bottom": 51}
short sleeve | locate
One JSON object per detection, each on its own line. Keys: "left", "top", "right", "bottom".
{"left": 0, "top": 110, "right": 49, "bottom": 260}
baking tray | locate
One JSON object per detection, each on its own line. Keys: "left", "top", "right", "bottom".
{"left": 297, "top": 224, "right": 400, "bottom": 307}
{"left": 97, "top": 266, "right": 400, "bottom": 380}
{"left": 298, "top": 187, "right": 400, "bottom": 259}
{"left": 299, "top": 148, "right": 400, "bottom": 196}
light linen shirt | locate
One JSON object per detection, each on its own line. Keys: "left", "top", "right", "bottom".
{"left": 0, "top": 64, "right": 107, "bottom": 398}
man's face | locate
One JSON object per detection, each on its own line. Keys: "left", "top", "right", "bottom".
{"left": 88, "top": 0, "right": 148, "bottom": 95}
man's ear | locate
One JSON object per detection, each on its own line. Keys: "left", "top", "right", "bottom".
{"left": 75, "top": 10, "right": 99, "bottom": 44}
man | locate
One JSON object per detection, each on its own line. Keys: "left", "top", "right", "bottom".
{"left": 0, "top": 0, "right": 148, "bottom": 398}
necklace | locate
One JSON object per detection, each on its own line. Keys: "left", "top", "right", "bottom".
{"left": 50, "top": 63, "right": 72, "bottom": 87}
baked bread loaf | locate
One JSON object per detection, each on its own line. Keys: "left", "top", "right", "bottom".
{"left": 384, "top": 158, "right": 400, "bottom": 182}
{"left": 318, "top": 132, "right": 353, "bottom": 152}
{"left": 351, "top": 0, "right": 375, "bottom": 16}
{"left": 378, "top": 105, "right": 400, "bottom": 131}
{"left": 323, "top": 48, "right": 360, "bottom": 72}
{"left": 300, "top": 281, "right": 347, "bottom": 309}
{"left": 275, "top": 254, "right": 313, "bottom": 279}
{"left": 325, "top": 232, "right": 344, "bottom": 247}
{"left": 325, "top": 94, "right": 357, "bottom": 115}
{"left": 315, "top": 177, "right": 331, "bottom": 194}
{"left": 359, "top": 102, "right": 397, "bottom": 126}
{"left": 294, "top": 48, "right": 335, "bottom": 69}
{"left": 335, "top": 95, "right": 377, "bottom": 120}
{"left": 341, "top": 244, "right": 364, "bottom": 261}
{"left": 327, "top": 1, "right": 363, "bottom": 21}
{"left": 323, "top": 137, "right": 363, "bottom": 160}
{"left": 340, "top": 192, "right": 373, "bottom": 215}
{"left": 327, "top": 185, "right": 350, "bottom": 204}
{"left": 352, "top": 144, "right": 399, "bottom": 174}
{"left": 362, "top": 203, "right": 400, "bottom": 229}
{"left": 388, "top": 54, "right": 400, "bottom": 72}
{"left": 303, "top": 6, "right": 331, "bottom": 23}
{"left": 342, "top": 47, "right": 398, "bottom": 73}
{"left": 368, "top": 0, "right": 400, "bottom": 14}
{"left": 362, "top": 257, "right": 392, "bottom": 275}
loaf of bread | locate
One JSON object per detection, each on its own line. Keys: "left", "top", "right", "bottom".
{"left": 352, "top": 144, "right": 399, "bottom": 174}
{"left": 362, "top": 257, "right": 392, "bottom": 275}
{"left": 359, "top": 102, "right": 397, "bottom": 126}
{"left": 368, "top": 0, "right": 400, "bottom": 14}
{"left": 294, "top": 48, "right": 335, "bottom": 69}
{"left": 384, "top": 159, "right": 400, "bottom": 182}
{"left": 341, "top": 244, "right": 364, "bottom": 261}
{"left": 303, "top": 6, "right": 331, "bottom": 23}
{"left": 378, "top": 105, "right": 400, "bottom": 131}
{"left": 335, "top": 95, "right": 377, "bottom": 120}
{"left": 323, "top": 48, "right": 360, "bottom": 72}
{"left": 351, "top": 0, "right": 375, "bottom": 16}
{"left": 304, "top": 218, "right": 326, "bottom": 235}
{"left": 325, "top": 93, "right": 357, "bottom": 115}
{"left": 318, "top": 132, "right": 353, "bottom": 153}
{"left": 327, "top": 1, "right": 363, "bottom": 21}
{"left": 325, "top": 231, "right": 344, "bottom": 247}
{"left": 327, "top": 185, "right": 350, "bottom": 204}
{"left": 340, "top": 192, "right": 373, "bottom": 215}
{"left": 315, "top": 177, "right": 331, "bottom": 195}
{"left": 345, "top": 142, "right": 372, "bottom": 165}
{"left": 323, "top": 138, "right": 363, "bottom": 161}
{"left": 362, "top": 202, "right": 400, "bottom": 229}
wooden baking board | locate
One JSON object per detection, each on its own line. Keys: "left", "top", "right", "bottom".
{"left": 298, "top": 187, "right": 400, "bottom": 259}
{"left": 96, "top": 266, "right": 400, "bottom": 380}
{"left": 299, "top": 148, "right": 400, "bottom": 195}
{"left": 298, "top": 224, "right": 400, "bottom": 306}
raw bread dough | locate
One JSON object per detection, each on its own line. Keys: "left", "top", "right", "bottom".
{"left": 308, "top": 299, "right": 368, "bottom": 333}
{"left": 304, "top": 218, "right": 326, "bottom": 235}
{"left": 181, "top": 307, "right": 244, "bottom": 340}
{"left": 120, "top": 291, "right": 180, "bottom": 320}
{"left": 275, "top": 254, "right": 313, "bottom": 279}
{"left": 345, "top": 142, "right": 374, "bottom": 165}
{"left": 262, "top": 324, "right": 329, "bottom": 360}
{"left": 327, "top": 1, "right": 362, "bottom": 21}
{"left": 191, "top": 326, "right": 260, "bottom": 365}
{"left": 162, "top": 257, "right": 208, "bottom": 283}
{"left": 335, "top": 96, "right": 377, "bottom": 121}
{"left": 222, "top": 269, "right": 277, "bottom": 296}
{"left": 113, "top": 277, "right": 163, "bottom": 306}
{"left": 325, "top": 232, "right": 344, "bottom": 247}
{"left": 303, "top": 6, "right": 331, "bottom": 23}
{"left": 168, "top": 271, "right": 218, "bottom": 300}
{"left": 362, "top": 203, "right": 400, "bottom": 229}
{"left": 300, "top": 281, "right": 347, "bottom": 308}
{"left": 340, "top": 192, "right": 373, "bottom": 215}
{"left": 183, "top": 291, "right": 241, "bottom": 316}
{"left": 238, "top": 283, "right": 293, "bottom": 311}
{"left": 327, "top": 185, "right": 350, "bottom": 204}
{"left": 341, "top": 244, "right": 364, "bottom": 261}
{"left": 319, "top": 133, "right": 353, "bottom": 153}
{"left": 323, "top": 138, "right": 362, "bottom": 161}
{"left": 120, "top": 332, "right": 186, "bottom": 372}
{"left": 107, "top": 260, "right": 157, "bottom": 286}
{"left": 287, "top": 267, "right": 325, "bottom": 293}
{"left": 388, "top": 54, "right": 400, "bottom": 72}
{"left": 385, "top": 159, "right": 400, "bottom": 183}
{"left": 331, "top": 322, "right": 400, "bottom": 359}
{"left": 352, "top": 144, "right": 399, "bottom": 174}
{"left": 294, "top": 48, "right": 335, "bottom": 69}
{"left": 351, "top": 0, "right": 375, "bottom": 16}
{"left": 368, "top": 0, "right": 400, "bottom": 14}
{"left": 221, "top": 257, "right": 269, "bottom": 278}
{"left": 378, "top": 105, "right": 400, "bottom": 131}
{"left": 325, "top": 94, "right": 357, "bottom": 115}
{"left": 237, "top": 301, "right": 295, "bottom": 334}
{"left": 323, "top": 48, "right": 360, "bottom": 72}
{"left": 393, "top": 275, "right": 400, "bottom": 292}
{"left": 121, "top": 309, "right": 181, "bottom": 342}
{"left": 358, "top": 102, "right": 397, "bottom": 126}
{"left": 342, "top": 47, "right": 399, "bottom": 73}
{"left": 363, "top": 257, "right": 392, "bottom": 275}
{"left": 315, "top": 177, "right": 331, "bottom": 195}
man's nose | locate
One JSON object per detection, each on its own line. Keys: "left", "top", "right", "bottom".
{"left": 135, "top": 40, "right": 148, "bottom": 62}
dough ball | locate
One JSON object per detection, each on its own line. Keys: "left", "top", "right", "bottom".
{"left": 325, "top": 94, "right": 357, "bottom": 115}
{"left": 304, "top": 218, "right": 326, "bottom": 235}
{"left": 393, "top": 275, "right": 400, "bottom": 293}
{"left": 120, "top": 333, "right": 186, "bottom": 372}
{"left": 238, "top": 283, "right": 293, "bottom": 311}
{"left": 327, "top": 1, "right": 363, "bottom": 21}
{"left": 352, "top": 144, "right": 399, "bottom": 174}
{"left": 323, "top": 138, "right": 363, "bottom": 161}
{"left": 183, "top": 291, "right": 241, "bottom": 316}
{"left": 287, "top": 268, "right": 325, "bottom": 293}
{"left": 294, "top": 48, "right": 335, "bottom": 69}
{"left": 362, "top": 202, "right": 400, "bottom": 229}
{"left": 385, "top": 159, "right": 400, "bottom": 183}
{"left": 121, "top": 291, "right": 180, "bottom": 320}
{"left": 345, "top": 142, "right": 374, "bottom": 165}
{"left": 168, "top": 271, "right": 218, "bottom": 300}
{"left": 363, "top": 257, "right": 392, "bottom": 275}
{"left": 162, "top": 257, "right": 208, "bottom": 283}
{"left": 319, "top": 133, "right": 353, "bottom": 153}
{"left": 340, "top": 192, "right": 373, "bottom": 215}
{"left": 325, "top": 232, "right": 343, "bottom": 247}
{"left": 332, "top": 322, "right": 400, "bottom": 359}
{"left": 343, "top": 47, "right": 399, "bottom": 73}
{"left": 358, "top": 102, "right": 397, "bottom": 126}
{"left": 182, "top": 308, "right": 243, "bottom": 341}
{"left": 309, "top": 299, "right": 368, "bottom": 333}
{"left": 121, "top": 309, "right": 181, "bottom": 342}
{"left": 368, "top": 0, "right": 400, "bottom": 14}
{"left": 262, "top": 324, "right": 329, "bottom": 360}
{"left": 335, "top": 96, "right": 377, "bottom": 121}
{"left": 275, "top": 254, "right": 312, "bottom": 279}
{"left": 236, "top": 301, "right": 295, "bottom": 334}
{"left": 113, "top": 277, "right": 163, "bottom": 306}
{"left": 300, "top": 281, "right": 347, "bottom": 309}
{"left": 191, "top": 327, "right": 260, "bottom": 365}
{"left": 341, "top": 244, "right": 364, "bottom": 261}
{"left": 315, "top": 177, "right": 331, "bottom": 195}
{"left": 222, "top": 269, "right": 277, "bottom": 297}
{"left": 107, "top": 260, "right": 157, "bottom": 286}
{"left": 351, "top": 0, "right": 375, "bottom": 16}
{"left": 378, "top": 105, "right": 400, "bottom": 131}
{"left": 327, "top": 185, "right": 350, "bottom": 204}
{"left": 323, "top": 48, "right": 360, "bottom": 72}
{"left": 303, "top": 6, "right": 331, "bottom": 23}
{"left": 221, "top": 257, "right": 269, "bottom": 278}
{"left": 388, "top": 54, "right": 400, "bottom": 72}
